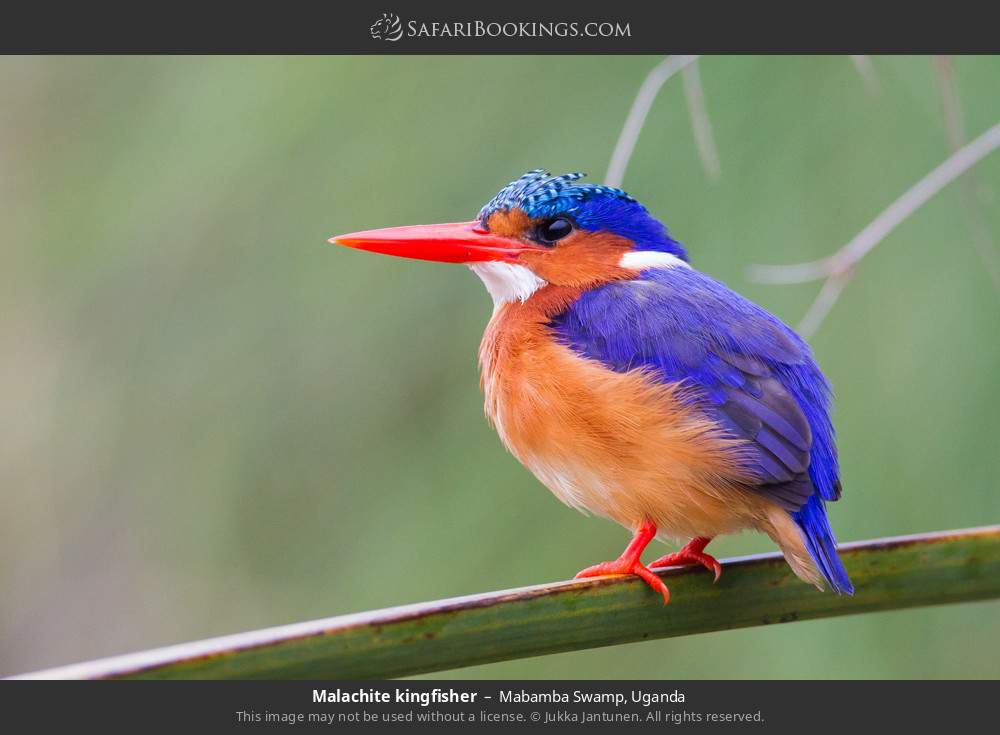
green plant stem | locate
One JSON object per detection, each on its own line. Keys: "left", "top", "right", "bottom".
{"left": 12, "top": 526, "right": 1000, "bottom": 680}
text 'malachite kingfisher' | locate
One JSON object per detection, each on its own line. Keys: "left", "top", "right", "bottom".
{"left": 330, "top": 170, "right": 853, "bottom": 603}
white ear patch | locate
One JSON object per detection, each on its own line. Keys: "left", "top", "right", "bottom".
{"left": 619, "top": 250, "right": 690, "bottom": 271}
{"left": 469, "top": 262, "right": 547, "bottom": 308}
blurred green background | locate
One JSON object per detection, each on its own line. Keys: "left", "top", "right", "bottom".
{"left": 2, "top": 56, "right": 999, "bottom": 678}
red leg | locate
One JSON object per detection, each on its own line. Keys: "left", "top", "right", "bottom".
{"left": 650, "top": 537, "right": 722, "bottom": 582}
{"left": 574, "top": 520, "right": 670, "bottom": 604}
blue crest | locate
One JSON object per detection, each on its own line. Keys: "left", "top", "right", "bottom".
{"left": 478, "top": 169, "right": 635, "bottom": 221}
{"left": 478, "top": 169, "right": 687, "bottom": 259}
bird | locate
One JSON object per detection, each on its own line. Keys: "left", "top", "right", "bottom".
{"left": 329, "top": 169, "right": 853, "bottom": 603}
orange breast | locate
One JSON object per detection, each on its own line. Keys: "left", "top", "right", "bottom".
{"left": 479, "top": 286, "right": 771, "bottom": 540}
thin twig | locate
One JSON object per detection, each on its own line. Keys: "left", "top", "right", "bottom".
{"left": 749, "top": 120, "right": 1000, "bottom": 285}
{"left": 849, "top": 55, "right": 880, "bottom": 95}
{"left": 682, "top": 60, "right": 721, "bottom": 181}
{"left": 605, "top": 55, "right": 699, "bottom": 187}
{"left": 797, "top": 270, "right": 853, "bottom": 339}
{"left": 934, "top": 56, "right": 965, "bottom": 152}
{"left": 932, "top": 56, "right": 1000, "bottom": 295}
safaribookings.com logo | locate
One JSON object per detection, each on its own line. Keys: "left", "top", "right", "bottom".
{"left": 370, "top": 13, "right": 403, "bottom": 41}
{"left": 370, "top": 13, "right": 631, "bottom": 42}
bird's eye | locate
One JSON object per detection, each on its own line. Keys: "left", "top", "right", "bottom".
{"left": 536, "top": 217, "right": 574, "bottom": 245}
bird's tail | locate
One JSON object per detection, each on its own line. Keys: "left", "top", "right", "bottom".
{"left": 791, "top": 494, "right": 854, "bottom": 595}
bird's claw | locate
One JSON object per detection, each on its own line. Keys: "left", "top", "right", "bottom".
{"left": 575, "top": 558, "right": 671, "bottom": 604}
{"left": 650, "top": 548, "right": 722, "bottom": 582}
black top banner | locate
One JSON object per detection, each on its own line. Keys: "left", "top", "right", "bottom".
{"left": 1, "top": 2, "right": 997, "bottom": 54}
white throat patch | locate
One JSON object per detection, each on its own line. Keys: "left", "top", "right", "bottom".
{"left": 618, "top": 250, "right": 690, "bottom": 271}
{"left": 469, "top": 262, "right": 547, "bottom": 309}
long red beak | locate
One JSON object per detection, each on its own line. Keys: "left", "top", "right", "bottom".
{"left": 328, "top": 221, "right": 539, "bottom": 264}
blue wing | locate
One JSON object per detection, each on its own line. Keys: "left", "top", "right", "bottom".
{"left": 551, "top": 265, "right": 852, "bottom": 593}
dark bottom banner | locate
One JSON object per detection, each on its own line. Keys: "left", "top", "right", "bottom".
{"left": 1, "top": 680, "right": 994, "bottom": 732}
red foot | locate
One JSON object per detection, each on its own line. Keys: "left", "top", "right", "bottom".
{"left": 574, "top": 520, "right": 671, "bottom": 604}
{"left": 650, "top": 537, "right": 721, "bottom": 582}
{"left": 575, "top": 558, "right": 671, "bottom": 604}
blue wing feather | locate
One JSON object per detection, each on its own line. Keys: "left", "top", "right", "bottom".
{"left": 551, "top": 266, "right": 853, "bottom": 594}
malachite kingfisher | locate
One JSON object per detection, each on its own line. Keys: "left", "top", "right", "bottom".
{"left": 330, "top": 169, "right": 853, "bottom": 603}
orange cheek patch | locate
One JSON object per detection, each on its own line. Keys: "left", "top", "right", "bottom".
{"left": 521, "top": 231, "right": 634, "bottom": 287}
{"left": 485, "top": 208, "right": 635, "bottom": 288}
